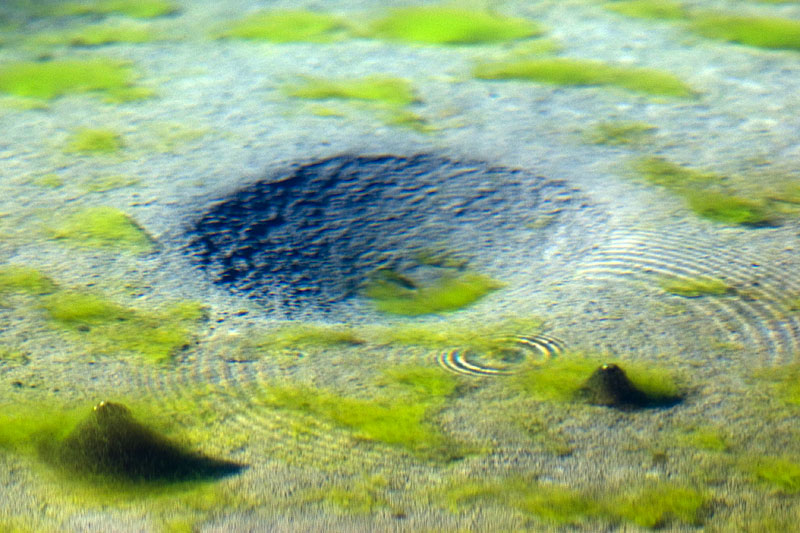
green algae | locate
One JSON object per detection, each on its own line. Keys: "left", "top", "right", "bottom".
{"left": 301, "top": 476, "right": 389, "bottom": 514}
{"left": 286, "top": 76, "right": 417, "bottom": 107}
{"left": 614, "top": 484, "right": 708, "bottom": 528}
{"left": 65, "top": 128, "right": 123, "bottom": 154}
{"left": 690, "top": 13, "right": 800, "bottom": 51}
{"left": 0, "top": 58, "right": 151, "bottom": 102}
{"left": 605, "top": 0, "right": 687, "bottom": 20}
{"left": 474, "top": 58, "right": 694, "bottom": 97}
{"left": 55, "top": 0, "right": 177, "bottom": 18}
{"left": 255, "top": 323, "right": 365, "bottom": 352}
{"left": 36, "top": 21, "right": 159, "bottom": 47}
{"left": 221, "top": 10, "right": 348, "bottom": 43}
{"left": 753, "top": 363, "right": 800, "bottom": 405}
{"left": 674, "top": 426, "right": 730, "bottom": 452}
{"left": 745, "top": 456, "right": 800, "bottom": 494}
{"left": 41, "top": 291, "right": 204, "bottom": 362}
{"left": 658, "top": 275, "right": 733, "bottom": 297}
{"left": 260, "top": 367, "right": 461, "bottom": 459}
{"left": 515, "top": 354, "right": 682, "bottom": 405}
{"left": 50, "top": 206, "right": 153, "bottom": 251}
{"left": 30, "top": 174, "right": 64, "bottom": 188}
{"left": 368, "top": 7, "right": 542, "bottom": 44}
{"left": 0, "top": 265, "right": 55, "bottom": 295}
{"left": 685, "top": 191, "right": 774, "bottom": 226}
{"left": 633, "top": 156, "right": 719, "bottom": 189}
{"left": 586, "top": 120, "right": 656, "bottom": 145}
{"left": 83, "top": 175, "right": 139, "bottom": 193}
{"left": 363, "top": 270, "right": 503, "bottom": 315}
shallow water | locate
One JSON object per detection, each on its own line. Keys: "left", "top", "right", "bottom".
{"left": 1, "top": 1, "right": 800, "bottom": 531}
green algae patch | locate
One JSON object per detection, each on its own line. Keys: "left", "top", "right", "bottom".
{"left": 368, "top": 7, "right": 542, "bottom": 45}
{"left": 0, "top": 265, "right": 55, "bottom": 295}
{"left": 586, "top": 120, "right": 656, "bottom": 146}
{"left": 515, "top": 355, "right": 682, "bottom": 405}
{"left": 673, "top": 426, "right": 730, "bottom": 452}
{"left": 368, "top": 316, "right": 544, "bottom": 353}
{"left": 260, "top": 384, "right": 455, "bottom": 459}
{"left": 474, "top": 58, "right": 694, "bottom": 97}
{"left": 41, "top": 291, "right": 204, "bottom": 362}
{"left": 753, "top": 363, "right": 800, "bottom": 405}
{"left": 0, "top": 58, "right": 151, "bottom": 102}
{"left": 363, "top": 270, "right": 503, "bottom": 315}
{"left": 743, "top": 456, "right": 800, "bottom": 494}
{"left": 301, "top": 476, "right": 389, "bottom": 514}
{"left": 65, "top": 128, "right": 123, "bottom": 154}
{"left": 613, "top": 484, "right": 708, "bottom": 528}
{"left": 444, "top": 477, "right": 603, "bottom": 525}
{"left": 83, "top": 175, "right": 139, "bottom": 193}
{"left": 50, "top": 206, "right": 153, "bottom": 252}
{"left": 689, "top": 13, "right": 800, "bottom": 51}
{"left": 658, "top": 275, "right": 733, "bottom": 297}
{"left": 632, "top": 156, "right": 719, "bottom": 189}
{"left": 605, "top": 0, "right": 688, "bottom": 20}
{"left": 685, "top": 191, "right": 775, "bottom": 226}
{"left": 35, "top": 21, "right": 160, "bottom": 47}
{"left": 56, "top": 0, "right": 178, "bottom": 18}
{"left": 221, "top": 10, "right": 348, "bottom": 43}
{"left": 286, "top": 76, "right": 417, "bottom": 107}
{"left": 30, "top": 173, "right": 64, "bottom": 188}
{"left": 257, "top": 323, "right": 365, "bottom": 351}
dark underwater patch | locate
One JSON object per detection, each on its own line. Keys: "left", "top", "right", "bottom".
{"left": 185, "top": 154, "right": 578, "bottom": 316}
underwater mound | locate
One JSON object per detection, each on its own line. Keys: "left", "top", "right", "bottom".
{"left": 43, "top": 401, "right": 244, "bottom": 483}
{"left": 185, "top": 154, "right": 596, "bottom": 316}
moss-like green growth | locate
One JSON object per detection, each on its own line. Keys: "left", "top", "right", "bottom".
{"left": 632, "top": 156, "right": 719, "bottom": 189}
{"left": 368, "top": 316, "right": 544, "bottom": 354}
{"left": 614, "top": 484, "right": 707, "bottom": 528}
{"left": 363, "top": 268, "right": 503, "bottom": 315}
{"left": 50, "top": 206, "right": 153, "bottom": 251}
{"left": 36, "top": 21, "right": 159, "bottom": 46}
{"left": 658, "top": 275, "right": 733, "bottom": 297}
{"left": 0, "top": 265, "right": 55, "bottom": 295}
{"left": 685, "top": 191, "right": 774, "bottom": 226}
{"left": 586, "top": 120, "right": 656, "bottom": 145}
{"left": 743, "top": 456, "right": 800, "bottom": 494}
{"left": 631, "top": 156, "right": 778, "bottom": 225}
{"left": 83, "top": 175, "right": 139, "bottom": 193}
{"left": 261, "top": 367, "right": 460, "bottom": 459}
{"left": 674, "top": 426, "right": 729, "bottom": 452}
{"left": 66, "top": 128, "right": 123, "bottom": 154}
{"left": 369, "top": 7, "right": 542, "bottom": 44}
{"left": 474, "top": 58, "right": 694, "bottom": 97}
{"left": 515, "top": 355, "right": 682, "bottom": 405}
{"left": 220, "top": 10, "right": 348, "bottom": 42}
{"left": 285, "top": 76, "right": 416, "bottom": 107}
{"left": 56, "top": 0, "right": 177, "bottom": 18}
{"left": 302, "top": 476, "right": 388, "bottom": 514}
{"left": 30, "top": 173, "right": 64, "bottom": 188}
{"left": 605, "top": 0, "right": 688, "bottom": 20}
{"left": 256, "top": 323, "right": 365, "bottom": 351}
{"left": 689, "top": 13, "right": 800, "bottom": 51}
{"left": 41, "top": 291, "right": 204, "bottom": 362}
{"left": 753, "top": 363, "right": 800, "bottom": 405}
{"left": 0, "top": 58, "right": 151, "bottom": 102}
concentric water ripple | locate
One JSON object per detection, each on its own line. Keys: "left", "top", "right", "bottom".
{"left": 577, "top": 228, "right": 800, "bottom": 363}
{"left": 437, "top": 334, "right": 566, "bottom": 377}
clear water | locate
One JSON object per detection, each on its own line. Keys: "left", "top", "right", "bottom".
{"left": 1, "top": 0, "right": 800, "bottom": 530}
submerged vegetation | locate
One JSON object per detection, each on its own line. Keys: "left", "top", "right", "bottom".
{"left": 367, "top": 7, "right": 542, "bottom": 44}
{"left": 586, "top": 120, "right": 657, "bottom": 146}
{"left": 285, "top": 76, "right": 416, "bottom": 107}
{"left": 65, "top": 128, "right": 124, "bottom": 154}
{"left": 442, "top": 476, "right": 707, "bottom": 527}
{"left": 50, "top": 206, "right": 153, "bottom": 251}
{"left": 0, "top": 58, "right": 151, "bottom": 102}
{"left": 474, "top": 58, "right": 694, "bottom": 97}
{"left": 632, "top": 156, "right": 779, "bottom": 226}
{"left": 658, "top": 275, "right": 733, "bottom": 297}
{"left": 260, "top": 366, "right": 462, "bottom": 459}
{"left": 363, "top": 270, "right": 503, "bottom": 315}
{"left": 606, "top": 1, "right": 800, "bottom": 51}
{"left": 220, "top": 10, "right": 348, "bottom": 42}
{"left": 54, "top": 0, "right": 178, "bottom": 18}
